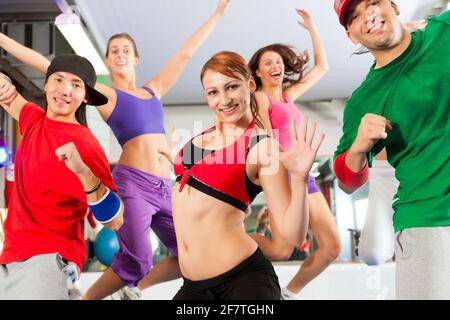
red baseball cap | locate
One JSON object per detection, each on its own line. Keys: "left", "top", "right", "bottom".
{"left": 334, "top": 0, "right": 398, "bottom": 28}
{"left": 334, "top": 0, "right": 354, "bottom": 27}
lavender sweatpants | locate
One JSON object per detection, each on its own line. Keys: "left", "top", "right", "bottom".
{"left": 307, "top": 175, "right": 320, "bottom": 194}
{"left": 111, "top": 164, "right": 178, "bottom": 287}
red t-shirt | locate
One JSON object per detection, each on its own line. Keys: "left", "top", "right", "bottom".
{"left": 0, "top": 103, "right": 115, "bottom": 269}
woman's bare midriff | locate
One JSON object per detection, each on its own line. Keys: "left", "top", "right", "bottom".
{"left": 172, "top": 184, "right": 258, "bottom": 281}
{"left": 117, "top": 133, "right": 171, "bottom": 178}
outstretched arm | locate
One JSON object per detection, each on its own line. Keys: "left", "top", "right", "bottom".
{"left": 0, "top": 32, "right": 115, "bottom": 113}
{"left": 0, "top": 32, "right": 50, "bottom": 73}
{"left": 145, "top": 0, "right": 229, "bottom": 98}
{"left": 403, "top": 19, "right": 427, "bottom": 33}
{"left": 285, "top": 9, "right": 329, "bottom": 102}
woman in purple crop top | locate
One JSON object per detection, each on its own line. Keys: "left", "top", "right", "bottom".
{"left": 248, "top": 8, "right": 342, "bottom": 300}
{"left": 0, "top": 0, "right": 230, "bottom": 300}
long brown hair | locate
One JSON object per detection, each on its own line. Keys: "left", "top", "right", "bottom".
{"left": 106, "top": 33, "right": 139, "bottom": 58}
{"left": 248, "top": 43, "right": 309, "bottom": 90}
{"left": 200, "top": 51, "right": 263, "bottom": 128}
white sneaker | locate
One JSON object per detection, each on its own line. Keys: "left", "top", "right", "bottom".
{"left": 111, "top": 286, "right": 142, "bottom": 300}
{"left": 68, "top": 288, "right": 83, "bottom": 300}
{"left": 281, "top": 287, "right": 300, "bottom": 300}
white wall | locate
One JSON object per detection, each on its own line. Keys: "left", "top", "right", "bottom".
{"left": 86, "top": 107, "right": 111, "bottom": 158}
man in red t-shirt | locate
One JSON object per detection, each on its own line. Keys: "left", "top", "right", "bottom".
{"left": 0, "top": 55, "right": 124, "bottom": 299}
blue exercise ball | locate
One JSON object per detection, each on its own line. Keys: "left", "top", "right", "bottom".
{"left": 94, "top": 227, "right": 119, "bottom": 267}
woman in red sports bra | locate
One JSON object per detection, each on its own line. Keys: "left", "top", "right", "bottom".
{"left": 0, "top": 0, "right": 230, "bottom": 300}
{"left": 160, "top": 51, "right": 324, "bottom": 300}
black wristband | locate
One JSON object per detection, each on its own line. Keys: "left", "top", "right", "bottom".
{"left": 84, "top": 179, "right": 101, "bottom": 195}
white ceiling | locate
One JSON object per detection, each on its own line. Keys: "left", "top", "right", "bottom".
{"left": 74, "top": 0, "right": 437, "bottom": 105}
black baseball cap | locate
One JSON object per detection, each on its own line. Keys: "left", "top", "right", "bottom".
{"left": 45, "top": 54, "right": 108, "bottom": 106}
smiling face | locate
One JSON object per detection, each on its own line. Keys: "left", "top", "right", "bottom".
{"left": 44, "top": 72, "right": 87, "bottom": 122}
{"left": 105, "top": 36, "right": 139, "bottom": 76}
{"left": 256, "top": 50, "right": 285, "bottom": 88}
{"left": 345, "top": 0, "right": 403, "bottom": 51}
{"left": 202, "top": 69, "right": 254, "bottom": 125}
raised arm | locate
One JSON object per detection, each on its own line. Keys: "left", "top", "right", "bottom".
{"left": 0, "top": 32, "right": 50, "bottom": 73}
{"left": 403, "top": 19, "right": 427, "bottom": 33}
{"left": 145, "top": 0, "right": 229, "bottom": 98}
{"left": 0, "top": 32, "right": 115, "bottom": 114}
{"left": 257, "top": 117, "right": 324, "bottom": 246}
{"left": 0, "top": 73, "right": 28, "bottom": 120}
{"left": 285, "top": 9, "right": 329, "bottom": 102}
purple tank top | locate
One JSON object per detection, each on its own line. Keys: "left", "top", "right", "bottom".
{"left": 106, "top": 87, "right": 165, "bottom": 146}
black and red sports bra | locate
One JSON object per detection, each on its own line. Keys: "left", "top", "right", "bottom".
{"left": 173, "top": 121, "right": 269, "bottom": 212}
